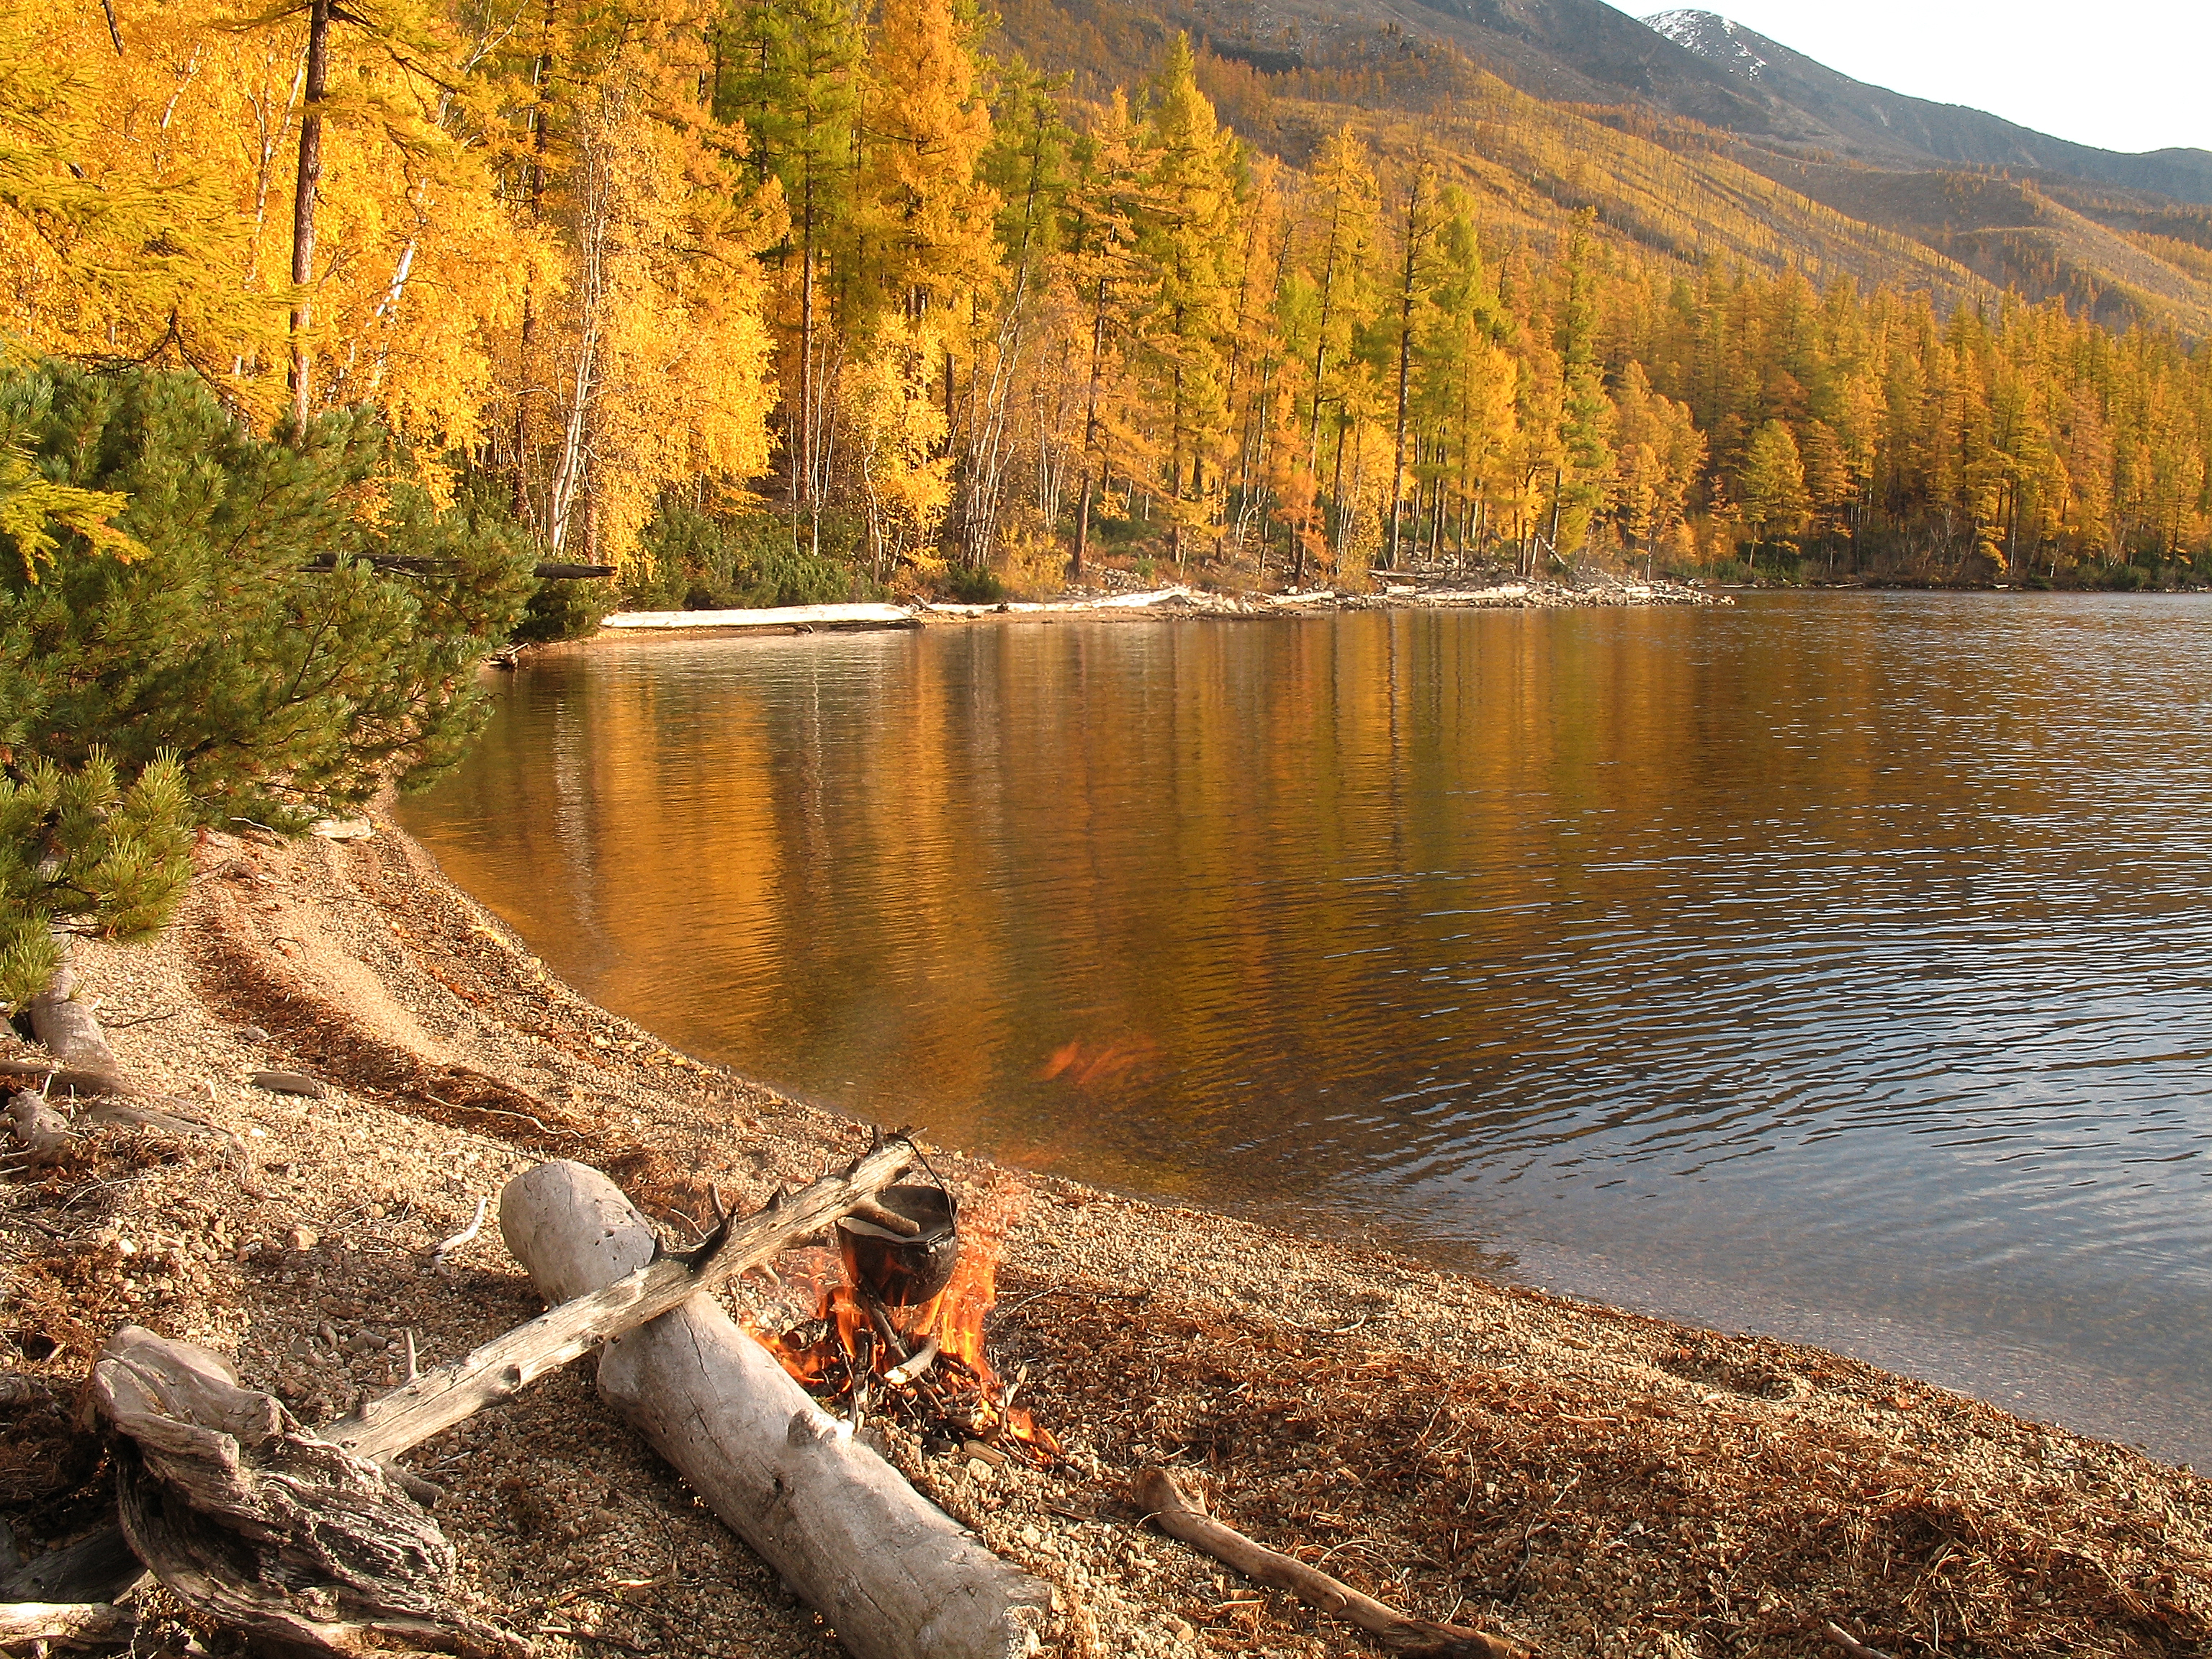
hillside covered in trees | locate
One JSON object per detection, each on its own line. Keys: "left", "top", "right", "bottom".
{"left": 4, "top": 0, "right": 2210, "bottom": 598}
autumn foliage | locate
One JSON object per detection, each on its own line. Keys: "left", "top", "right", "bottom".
{"left": 1, "top": 0, "right": 2209, "bottom": 593}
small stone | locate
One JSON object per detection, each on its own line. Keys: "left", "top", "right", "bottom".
{"left": 366, "top": 1202, "right": 387, "bottom": 1220}
{"left": 240, "top": 1025, "right": 271, "bottom": 1043}
{"left": 311, "top": 817, "right": 374, "bottom": 840}
{"left": 964, "top": 1458, "right": 994, "bottom": 1481}
{"left": 252, "top": 1070, "right": 328, "bottom": 1100}
{"left": 1169, "top": 1619, "right": 1196, "bottom": 1644}
{"left": 286, "top": 1224, "right": 320, "bottom": 1251}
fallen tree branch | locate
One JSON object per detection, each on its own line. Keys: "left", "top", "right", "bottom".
{"left": 7, "top": 1090, "right": 72, "bottom": 1166}
{"left": 0, "top": 1523, "right": 143, "bottom": 1606}
{"left": 1133, "top": 1468, "right": 1534, "bottom": 1659}
{"left": 22, "top": 963, "right": 238, "bottom": 1148}
{"left": 323, "top": 1130, "right": 918, "bottom": 1461}
{"left": 27, "top": 964, "right": 128, "bottom": 1096}
{"left": 432, "top": 1195, "right": 488, "bottom": 1263}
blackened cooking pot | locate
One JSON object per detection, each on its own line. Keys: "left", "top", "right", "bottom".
{"left": 837, "top": 1184, "right": 960, "bottom": 1307}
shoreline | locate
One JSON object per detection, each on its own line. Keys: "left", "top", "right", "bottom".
{"left": 2, "top": 817, "right": 2207, "bottom": 1656}
{"left": 592, "top": 572, "right": 1725, "bottom": 638}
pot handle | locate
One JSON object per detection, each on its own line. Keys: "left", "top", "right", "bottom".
{"left": 909, "top": 1141, "right": 957, "bottom": 1220}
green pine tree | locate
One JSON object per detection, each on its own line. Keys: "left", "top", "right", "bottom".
{"left": 0, "top": 359, "right": 534, "bottom": 1011}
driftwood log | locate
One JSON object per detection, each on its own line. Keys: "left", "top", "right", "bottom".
{"left": 5, "top": 1089, "right": 72, "bottom": 1166}
{"left": 326, "top": 1133, "right": 920, "bottom": 1461}
{"left": 1133, "top": 1468, "right": 1534, "bottom": 1659}
{"left": 25, "top": 964, "right": 128, "bottom": 1095}
{"left": 0, "top": 1524, "right": 143, "bottom": 1606}
{"left": 501, "top": 1159, "right": 1051, "bottom": 1659}
{"left": 49, "top": 1138, "right": 928, "bottom": 1653}
{"left": 0, "top": 1600, "right": 136, "bottom": 1646}
{"left": 14, "top": 959, "right": 238, "bottom": 1146}
{"left": 90, "top": 1327, "right": 524, "bottom": 1658}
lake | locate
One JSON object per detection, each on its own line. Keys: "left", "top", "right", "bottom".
{"left": 400, "top": 593, "right": 2212, "bottom": 1467}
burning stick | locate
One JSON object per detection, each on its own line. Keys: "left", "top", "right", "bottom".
{"left": 884, "top": 1338, "right": 940, "bottom": 1386}
{"left": 1134, "top": 1468, "right": 1536, "bottom": 1659}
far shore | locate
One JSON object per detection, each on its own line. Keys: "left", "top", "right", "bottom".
{"left": 583, "top": 571, "right": 1725, "bottom": 640}
{"left": 3, "top": 811, "right": 2206, "bottom": 1656}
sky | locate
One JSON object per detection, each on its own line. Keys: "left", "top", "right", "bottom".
{"left": 1652, "top": 0, "right": 2212, "bottom": 156}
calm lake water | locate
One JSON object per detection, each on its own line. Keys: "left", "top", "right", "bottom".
{"left": 402, "top": 594, "right": 2212, "bottom": 1467}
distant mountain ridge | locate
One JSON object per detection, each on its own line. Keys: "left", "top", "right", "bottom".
{"left": 992, "top": 0, "right": 2212, "bottom": 336}
{"left": 1641, "top": 9, "right": 2212, "bottom": 204}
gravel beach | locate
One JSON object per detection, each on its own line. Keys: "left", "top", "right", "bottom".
{"left": 3, "top": 814, "right": 2207, "bottom": 1658}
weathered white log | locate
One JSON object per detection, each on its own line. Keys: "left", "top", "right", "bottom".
{"left": 0, "top": 1600, "right": 136, "bottom": 1646}
{"left": 325, "top": 1134, "right": 918, "bottom": 1462}
{"left": 501, "top": 1160, "right": 1050, "bottom": 1659}
{"left": 21, "top": 959, "right": 234, "bottom": 1147}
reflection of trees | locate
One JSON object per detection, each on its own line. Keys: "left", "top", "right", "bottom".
{"left": 405, "top": 609, "right": 1917, "bottom": 1205}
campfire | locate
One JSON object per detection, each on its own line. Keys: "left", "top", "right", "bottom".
{"left": 744, "top": 1177, "right": 1058, "bottom": 1465}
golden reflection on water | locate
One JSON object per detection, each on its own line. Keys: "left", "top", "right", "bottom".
{"left": 404, "top": 597, "right": 2212, "bottom": 1464}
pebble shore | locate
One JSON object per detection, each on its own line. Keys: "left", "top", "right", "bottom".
{"left": 1, "top": 814, "right": 2206, "bottom": 1658}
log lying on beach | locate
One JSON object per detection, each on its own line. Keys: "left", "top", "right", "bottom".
{"left": 6, "top": 1089, "right": 73, "bottom": 1166}
{"left": 17, "top": 1138, "right": 925, "bottom": 1643}
{"left": 1134, "top": 1468, "right": 1533, "bottom": 1659}
{"left": 17, "top": 959, "right": 237, "bottom": 1146}
{"left": 326, "top": 1133, "right": 921, "bottom": 1462}
{"left": 89, "top": 1327, "right": 523, "bottom": 1658}
{"left": 26, "top": 964, "right": 130, "bottom": 1097}
{"left": 501, "top": 1159, "right": 1051, "bottom": 1659}
{"left": 0, "top": 1522, "right": 143, "bottom": 1606}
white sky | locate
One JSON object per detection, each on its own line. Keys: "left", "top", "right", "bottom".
{"left": 1654, "top": 0, "right": 2212, "bottom": 156}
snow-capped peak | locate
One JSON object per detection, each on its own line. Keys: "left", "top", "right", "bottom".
{"left": 1643, "top": 9, "right": 1768, "bottom": 81}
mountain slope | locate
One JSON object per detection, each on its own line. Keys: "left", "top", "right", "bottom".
{"left": 992, "top": 0, "right": 2212, "bottom": 336}
{"left": 1642, "top": 9, "right": 2212, "bottom": 204}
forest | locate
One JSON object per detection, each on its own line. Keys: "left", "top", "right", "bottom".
{"left": 4, "top": 0, "right": 2212, "bottom": 604}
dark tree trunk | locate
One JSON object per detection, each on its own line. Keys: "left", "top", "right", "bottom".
{"left": 287, "top": 0, "right": 332, "bottom": 438}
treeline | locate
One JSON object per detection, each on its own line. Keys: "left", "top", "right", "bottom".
{"left": 6, "top": 0, "right": 2211, "bottom": 593}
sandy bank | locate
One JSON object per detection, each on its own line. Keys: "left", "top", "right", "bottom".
{"left": 2, "top": 818, "right": 2206, "bottom": 1658}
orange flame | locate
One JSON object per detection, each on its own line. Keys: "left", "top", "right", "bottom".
{"left": 739, "top": 1179, "right": 1057, "bottom": 1457}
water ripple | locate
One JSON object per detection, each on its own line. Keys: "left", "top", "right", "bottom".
{"left": 405, "top": 593, "right": 2212, "bottom": 1465}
